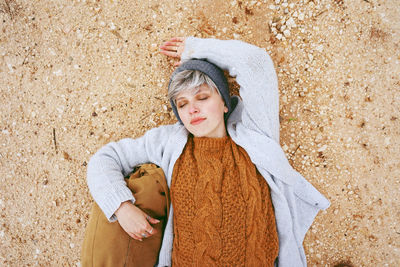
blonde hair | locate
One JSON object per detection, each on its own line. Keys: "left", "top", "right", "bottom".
{"left": 168, "top": 70, "right": 219, "bottom": 105}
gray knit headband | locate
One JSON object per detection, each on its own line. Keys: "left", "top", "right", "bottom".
{"left": 168, "top": 59, "right": 232, "bottom": 124}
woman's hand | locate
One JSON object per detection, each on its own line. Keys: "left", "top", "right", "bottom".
{"left": 115, "top": 201, "right": 160, "bottom": 241}
{"left": 159, "top": 37, "right": 186, "bottom": 67}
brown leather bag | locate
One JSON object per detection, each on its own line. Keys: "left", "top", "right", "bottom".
{"left": 81, "top": 164, "right": 170, "bottom": 267}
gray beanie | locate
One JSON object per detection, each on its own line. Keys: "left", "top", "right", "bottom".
{"left": 168, "top": 59, "right": 232, "bottom": 124}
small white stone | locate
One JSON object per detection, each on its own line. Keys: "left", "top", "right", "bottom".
{"left": 1, "top": 129, "right": 9, "bottom": 135}
{"left": 275, "top": 0, "right": 280, "bottom": 4}
{"left": 109, "top": 22, "right": 116, "bottom": 30}
{"left": 7, "top": 63, "right": 14, "bottom": 73}
{"left": 317, "top": 145, "right": 327, "bottom": 152}
{"left": 276, "top": 33, "right": 283, "bottom": 40}
{"left": 70, "top": 243, "right": 75, "bottom": 249}
{"left": 283, "top": 29, "right": 291, "bottom": 37}
{"left": 53, "top": 69, "right": 63, "bottom": 76}
{"left": 384, "top": 137, "right": 390, "bottom": 145}
{"left": 298, "top": 12, "right": 305, "bottom": 21}
{"left": 315, "top": 44, "right": 324, "bottom": 52}
{"left": 48, "top": 48, "right": 57, "bottom": 56}
{"left": 286, "top": 17, "right": 296, "bottom": 28}
{"left": 76, "top": 31, "right": 83, "bottom": 40}
{"left": 73, "top": 64, "right": 79, "bottom": 69}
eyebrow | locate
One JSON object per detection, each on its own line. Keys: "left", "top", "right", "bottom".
{"left": 175, "top": 87, "right": 211, "bottom": 101}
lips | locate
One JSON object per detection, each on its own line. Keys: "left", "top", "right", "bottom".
{"left": 190, "top": 117, "right": 206, "bottom": 125}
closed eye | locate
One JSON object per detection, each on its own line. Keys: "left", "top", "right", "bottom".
{"left": 197, "top": 94, "right": 210, "bottom": 100}
{"left": 177, "top": 102, "right": 186, "bottom": 108}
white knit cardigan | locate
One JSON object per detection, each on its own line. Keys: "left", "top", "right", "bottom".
{"left": 87, "top": 37, "right": 330, "bottom": 266}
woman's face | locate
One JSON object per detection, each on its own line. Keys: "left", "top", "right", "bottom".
{"left": 176, "top": 84, "right": 228, "bottom": 138}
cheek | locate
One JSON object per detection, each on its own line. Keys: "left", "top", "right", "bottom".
{"left": 208, "top": 99, "right": 226, "bottom": 116}
{"left": 177, "top": 109, "right": 191, "bottom": 125}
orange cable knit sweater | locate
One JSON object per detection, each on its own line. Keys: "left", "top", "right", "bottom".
{"left": 171, "top": 135, "right": 279, "bottom": 266}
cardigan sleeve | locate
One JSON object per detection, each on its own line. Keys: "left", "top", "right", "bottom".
{"left": 87, "top": 125, "right": 173, "bottom": 221}
{"left": 181, "top": 37, "right": 280, "bottom": 143}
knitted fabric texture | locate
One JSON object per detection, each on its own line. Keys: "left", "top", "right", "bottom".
{"left": 171, "top": 135, "right": 279, "bottom": 266}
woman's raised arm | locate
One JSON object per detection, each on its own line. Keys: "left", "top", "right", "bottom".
{"left": 160, "top": 37, "right": 280, "bottom": 143}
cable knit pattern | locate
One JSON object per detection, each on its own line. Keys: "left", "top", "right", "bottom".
{"left": 86, "top": 37, "right": 330, "bottom": 266}
{"left": 171, "top": 135, "right": 278, "bottom": 266}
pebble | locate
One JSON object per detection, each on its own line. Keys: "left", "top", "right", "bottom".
{"left": 298, "top": 12, "right": 305, "bottom": 21}
{"left": 286, "top": 17, "right": 296, "bottom": 28}
{"left": 53, "top": 69, "right": 63, "bottom": 76}
{"left": 283, "top": 29, "right": 291, "bottom": 37}
{"left": 384, "top": 137, "right": 390, "bottom": 145}
{"left": 317, "top": 145, "right": 327, "bottom": 152}
{"left": 315, "top": 44, "right": 324, "bottom": 52}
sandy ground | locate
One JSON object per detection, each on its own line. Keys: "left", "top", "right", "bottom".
{"left": 0, "top": 0, "right": 399, "bottom": 266}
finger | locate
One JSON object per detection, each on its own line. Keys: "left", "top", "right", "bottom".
{"left": 160, "top": 44, "right": 178, "bottom": 52}
{"left": 159, "top": 50, "right": 179, "bottom": 58}
{"left": 146, "top": 227, "right": 158, "bottom": 236}
{"left": 174, "top": 61, "right": 182, "bottom": 67}
{"left": 130, "top": 233, "right": 143, "bottom": 241}
{"left": 170, "top": 37, "right": 185, "bottom": 42}
{"left": 162, "top": 41, "right": 181, "bottom": 47}
{"left": 144, "top": 223, "right": 157, "bottom": 235}
{"left": 140, "top": 232, "right": 148, "bottom": 238}
{"left": 146, "top": 215, "right": 160, "bottom": 224}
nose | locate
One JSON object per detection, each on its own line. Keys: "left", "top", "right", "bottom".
{"left": 188, "top": 102, "right": 199, "bottom": 114}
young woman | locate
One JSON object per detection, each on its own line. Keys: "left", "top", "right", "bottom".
{"left": 86, "top": 36, "right": 330, "bottom": 266}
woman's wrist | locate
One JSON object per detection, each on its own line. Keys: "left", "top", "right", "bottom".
{"left": 115, "top": 200, "right": 133, "bottom": 218}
